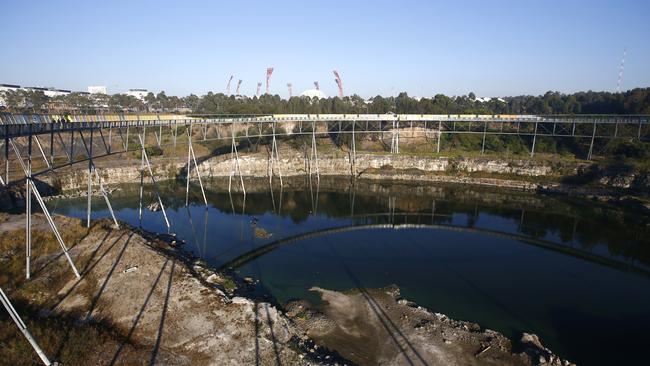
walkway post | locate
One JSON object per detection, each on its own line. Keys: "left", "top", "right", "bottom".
{"left": 185, "top": 128, "right": 192, "bottom": 205}
{"left": 437, "top": 120, "right": 442, "bottom": 153}
{"left": 311, "top": 121, "right": 320, "bottom": 179}
{"left": 0, "top": 287, "right": 52, "bottom": 365}
{"left": 138, "top": 133, "right": 171, "bottom": 231}
{"left": 10, "top": 139, "right": 81, "bottom": 279}
{"left": 530, "top": 121, "right": 538, "bottom": 158}
{"left": 87, "top": 129, "right": 93, "bottom": 228}
{"left": 588, "top": 120, "right": 597, "bottom": 160}
{"left": 26, "top": 125, "right": 32, "bottom": 279}
{"left": 481, "top": 120, "right": 487, "bottom": 155}
{"left": 78, "top": 131, "right": 120, "bottom": 229}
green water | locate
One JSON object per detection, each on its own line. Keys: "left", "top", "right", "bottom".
{"left": 51, "top": 177, "right": 650, "bottom": 365}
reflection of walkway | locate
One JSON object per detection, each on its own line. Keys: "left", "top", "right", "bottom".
{"left": 218, "top": 221, "right": 650, "bottom": 277}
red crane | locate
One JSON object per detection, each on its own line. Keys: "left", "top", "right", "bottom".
{"left": 225, "top": 75, "right": 233, "bottom": 95}
{"left": 236, "top": 80, "right": 242, "bottom": 95}
{"left": 333, "top": 70, "right": 343, "bottom": 98}
{"left": 266, "top": 67, "right": 274, "bottom": 94}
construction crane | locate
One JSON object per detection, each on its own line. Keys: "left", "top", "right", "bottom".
{"left": 236, "top": 80, "right": 242, "bottom": 95}
{"left": 617, "top": 48, "right": 626, "bottom": 93}
{"left": 225, "top": 75, "right": 233, "bottom": 95}
{"left": 333, "top": 70, "right": 343, "bottom": 98}
{"left": 256, "top": 82, "right": 262, "bottom": 97}
{"left": 287, "top": 83, "right": 293, "bottom": 98}
{"left": 266, "top": 67, "right": 274, "bottom": 94}
{"left": 313, "top": 81, "right": 320, "bottom": 90}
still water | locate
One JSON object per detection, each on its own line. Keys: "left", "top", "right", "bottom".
{"left": 50, "top": 177, "right": 650, "bottom": 365}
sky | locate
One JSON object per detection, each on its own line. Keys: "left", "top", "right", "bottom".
{"left": 1, "top": 0, "right": 649, "bottom": 99}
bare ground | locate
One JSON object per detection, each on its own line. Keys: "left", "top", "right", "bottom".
{"left": 1, "top": 213, "right": 574, "bottom": 366}
{"left": 286, "top": 287, "right": 575, "bottom": 366}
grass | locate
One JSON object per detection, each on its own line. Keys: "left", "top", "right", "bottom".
{"left": 0, "top": 218, "right": 151, "bottom": 365}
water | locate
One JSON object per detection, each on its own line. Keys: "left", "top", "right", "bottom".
{"left": 50, "top": 177, "right": 650, "bottom": 366}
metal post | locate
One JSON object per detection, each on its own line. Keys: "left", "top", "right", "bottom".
{"left": 108, "top": 125, "right": 112, "bottom": 153}
{"left": 4, "top": 124, "right": 8, "bottom": 184}
{"left": 87, "top": 130, "right": 93, "bottom": 227}
{"left": 69, "top": 128, "right": 74, "bottom": 163}
{"left": 78, "top": 131, "right": 119, "bottom": 229}
{"left": 50, "top": 122, "right": 55, "bottom": 165}
{"left": 138, "top": 144, "right": 144, "bottom": 224}
{"left": 437, "top": 120, "right": 442, "bottom": 153}
{"left": 138, "top": 133, "right": 171, "bottom": 231}
{"left": 351, "top": 120, "right": 356, "bottom": 175}
{"left": 481, "top": 121, "right": 487, "bottom": 155}
{"left": 530, "top": 121, "right": 538, "bottom": 158}
{"left": 185, "top": 130, "right": 192, "bottom": 206}
{"left": 26, "top": 127, "right": 32, "bottom": 280}
{"left": 311, "top": 121, "right": 320, "bottom": 179}
{"left": 0, "top": 287, "right": 52, "bottom": 365}
{"left": 189, "top": 138, "right": 208, "bottom": 205}
{"left": 10, "top": 139, "right": 81, "bottom": 278}
{"left": 587, "top": 121, "right": 597, "bottom": 160}
{"left": 125, "top": 125, "right": 130, "bottom": 151}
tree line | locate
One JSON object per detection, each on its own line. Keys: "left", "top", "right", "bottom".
{"left": 1, "top": 87, "right": 649, "bottom": 115}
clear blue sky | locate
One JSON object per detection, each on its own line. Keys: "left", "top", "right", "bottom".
{"left": 2, "top": 0, "right": 649, "bottom": 98}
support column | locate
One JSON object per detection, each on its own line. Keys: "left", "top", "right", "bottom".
{"left": 26, "top": 126, "right": 32, "bottom": 279}
{"left": 437, "top": 120, "right": 442, "bottom": 153}
{"left": 351, "top": 120, "right": 356, "bottom": 176}
{"left": 87, "top": 129, "right": 93, "bottom": 227}
{"left": 0, "top": 287, "right": 52, "bottom": 365}
{"left": 481, "top": 121, "right": 487, "bottom": 155}
{"left": 587, "top": 121, "right": 597, "bottom": 160}
{"left": 138, "top": 133, "right": 171, "bottom": 231}
{"left": 10, "top": 139, "right": 81, "bottom": 278}
{"left": 530, "top": 121, "right": 538, "bottom": 158}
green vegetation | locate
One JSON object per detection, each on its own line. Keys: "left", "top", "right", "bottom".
{"left": 2, "top": 88, "right": 650, "bottom": 115}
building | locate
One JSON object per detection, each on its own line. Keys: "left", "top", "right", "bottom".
{"left": 300, "top": 89, "right": 327, "bottom": 99}
{"left": 88, "top": 86, "right": 107, "bottom": 94}
{"left": 125, "top": 88, "right": 148, "bottom": 101}
{"left": 0, "top": 84, "right": 21, "bottom": 107}
{"left": 24, "top": 87, "right": 71, "bottom": 97}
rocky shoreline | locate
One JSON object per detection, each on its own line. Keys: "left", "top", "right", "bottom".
{"left": 0, "top": 213, "right": 576, "bottom": 365}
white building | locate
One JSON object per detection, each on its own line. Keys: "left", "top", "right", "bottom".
{"left": 25, "top": 87, "right": 71, "bottom": 97}
{"left": 300, "top": 89, "right": 327, "bottom": 99}
{"left": 0, "top": 84, "right": 21, "bottom": 107}
{"left": 88, "top": 86, "right": 107, "bottom": 94}
{"left": 125, "top": 88, "right": 148, "bottom": 101}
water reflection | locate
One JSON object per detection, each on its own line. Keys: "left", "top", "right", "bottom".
{"left": 50, "top": 176, "right": 650, "bottom": 366}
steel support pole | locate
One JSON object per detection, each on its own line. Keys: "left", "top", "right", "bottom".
{"left": 26, "top": 127, "right": 32, "bottom": 280}
{"left": 185, "top": 130, "right": 192, "bottom": 206}
{"left": 437, "top": 121, "right": 442, "bottom": 153}
{"left": 481, "top": 121, "right": 487, "bottom": 155}
{"left": 9, "top": 139, "right": 81, "bottom": 279}
{"left": 108, "top": 125, "right": 112, "bottom": 153}
{"left": 311, "top": 121, "right": 320, "bottom": 179}
{"left": 87, "top": 130, "right": 93, "bottom": 227}
{"left": 4, "top": 124, "right": 9, "bottom": 184}
{"left": 50, "top": 122, "right": 55, "bottom": 165}
{"left": 138, "top": 134, "right": 171, "bottom": 231}
{"left": 587, "top": 121, "right": 597, "bottom": 160}
{"left": 350, "top": 121, "right": 356, "bottom": 175}
{"left": 138, "top": 146, "right": 144, "bottom": 224}
{"left": 189, "top": 139, "right": 208, "bottom": 205}
{"left": 530, "top": 121, "right": 538, "bottom": 158}
{"left": 0, "top": 287, "right": 52, "bottom": 365}
{"left": 78, "top": 131, "right": 120, "bottom": 229}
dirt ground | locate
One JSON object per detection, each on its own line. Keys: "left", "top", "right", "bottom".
{"left": 1, "top": 213, "right": 574, "bottom": 366}
{"left": 286, "top": 287, "right": 575, "bottom": 366}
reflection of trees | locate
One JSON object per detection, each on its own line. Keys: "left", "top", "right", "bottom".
{"left": 88, "top": 179, "right": 650, "bottom": 268}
